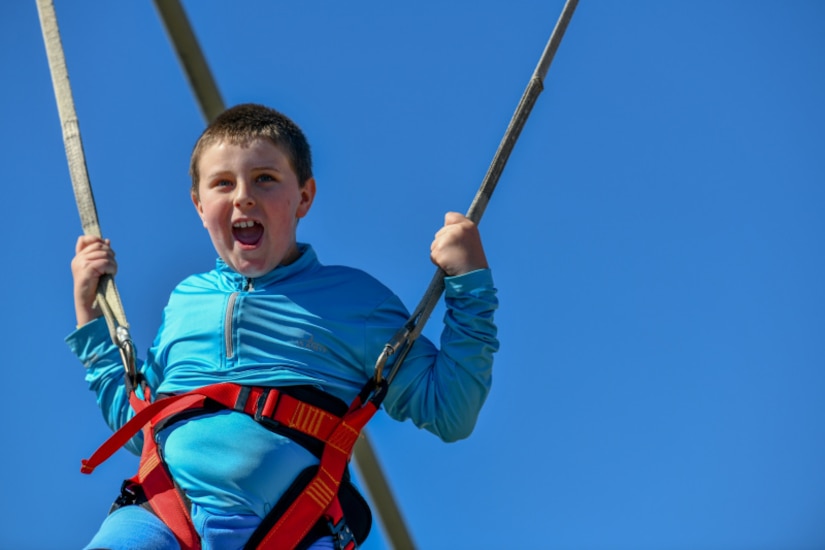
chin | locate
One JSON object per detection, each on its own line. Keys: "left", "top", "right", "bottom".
{"left": 223, "top": 257, "right": 270, "bottom": 278}
{"left": 237, "top": 266, "right": 271, "bottom": 278}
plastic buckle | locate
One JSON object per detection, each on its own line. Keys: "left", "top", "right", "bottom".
{"left": 328, "top": 517, "right": 356, "bottom": 550}
{"left": 110, "top": 480, "right": 143, "bottom": 513}
{"left": 119, "top": 481, "right": 139, "bottom": 503}
{"left": 254, "top": 388, "right": 282, "bottom": 430}
{"left": 358, "top": 377, "right": 388, "bottom": 409}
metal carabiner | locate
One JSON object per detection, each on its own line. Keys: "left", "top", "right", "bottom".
{"left": 372, "top": 325, "right": 412, "bottom": 385}
{"left": 115, "top": 325, "right": 138, "bottom": 388}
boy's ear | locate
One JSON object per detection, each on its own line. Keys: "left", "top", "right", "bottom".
{"left": 296, "top": 177, "right": 316, "bottom": 219}
{"left": 191, "top": 191, "right": 206, "bottom": 223}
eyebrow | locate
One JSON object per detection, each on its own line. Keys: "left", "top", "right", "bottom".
{"left": 203, "top": 170, "right": 233, "bottom": 182}
{"left": 204, "top": 165, "right": 282, "bottom": 181}
{"left": 250, "top": 165, "right": 282, "bottom": 173}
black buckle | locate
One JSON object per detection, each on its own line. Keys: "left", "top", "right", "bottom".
{"left": 117, "top": 481, "right": 140, "bottom": 505}
{"left": 253, "top": 388, "right": 282, "bottom": 430}
{"left": 233, "top": 385, "right": 253, "bottom": 412}
{"left": 356, "top": 377, "right": 389, "bottom": 410}
{"left": 109, "top": 480, "right": 147, "bottom": 514}
{"left": 328, "top": 517, "right": 356, "bottom": 550}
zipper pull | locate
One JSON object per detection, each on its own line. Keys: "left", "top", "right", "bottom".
{"left": 245, "top": 277, "right": 254, "bottom": 291}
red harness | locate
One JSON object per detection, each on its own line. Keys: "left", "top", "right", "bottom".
{"left": 81, "top": 380, "right": 386, "bottom": 549}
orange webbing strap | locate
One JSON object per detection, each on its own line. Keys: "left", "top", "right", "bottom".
{"left": 81, "top": 382, "right": 384, "bottom": 549}
{"left": 134, "top": 416, "right": 201, "bottom": 549}
{"left": 81, "top": 388, "right": 216, "bottom": 549}
{"left": 81, "top": 391, "right": 209, "bottom": 474}
{"left": 81, "top": 383, "right": 351, "bottom": 474}
{"left": 255, "top": 391, "right": 380, "bottom": 550}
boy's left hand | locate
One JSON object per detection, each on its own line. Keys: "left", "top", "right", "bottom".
{"left": 431, "top": 212, "right": 489, "bottom": 276}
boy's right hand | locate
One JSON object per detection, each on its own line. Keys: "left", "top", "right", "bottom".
{"left": 71, "top": 235, "right": 117, "bottom": 327}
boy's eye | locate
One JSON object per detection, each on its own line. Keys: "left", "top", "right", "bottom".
{"left": 256, "top": 174, "right": 276, "bottom": 183}
{"left": 216, "top": 179, "right": 233, "bottom": 188}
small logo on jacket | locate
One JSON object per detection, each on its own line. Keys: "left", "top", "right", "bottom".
{"left": 293, "top": 334, "right": 328, "bottom": 354}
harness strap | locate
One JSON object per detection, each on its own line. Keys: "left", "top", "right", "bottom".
{"left": 84, "top": 387, "right": 218, "bottom": 549}
{"left": 255, "top": 392, "right": 378, "bottom": 549}
{"left": 82, "top": 382, "right": 383, "bottom": 549}
{"left": 82, "top": 390, "right": 207, "bottom": 474}
{"left": 135, "top": 427, "right": 200, "bottom": 549}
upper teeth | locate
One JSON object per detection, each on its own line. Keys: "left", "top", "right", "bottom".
{"left": 233, "top": 221, "right": 256, "bottom": 228}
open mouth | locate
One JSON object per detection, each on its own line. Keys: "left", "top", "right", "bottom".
{"left": 232, "top": 220, "right": 264, "bottom": 246}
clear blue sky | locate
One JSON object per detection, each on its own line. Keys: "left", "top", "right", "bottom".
{"left": 2, "top": 1, "right": 824, "bottom": 549}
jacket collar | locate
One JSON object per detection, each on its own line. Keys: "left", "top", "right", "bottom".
{"left": 214, "top": 243, "right": 318, "bottom": 290}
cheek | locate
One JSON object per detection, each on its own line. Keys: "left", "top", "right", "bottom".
{"left": 199, "top": 204, "right": 225, "bottom": 233}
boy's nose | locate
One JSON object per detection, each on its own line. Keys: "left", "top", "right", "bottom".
{"left": 233, "top": 181, "right": 255, "bottom": 208}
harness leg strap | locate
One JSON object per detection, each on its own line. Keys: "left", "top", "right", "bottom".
{"left": 253, "top": 401, "right": 379, "bottom": 549}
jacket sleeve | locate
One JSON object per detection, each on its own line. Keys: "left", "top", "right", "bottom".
{"left": 66, "top": 317, "right": 163, "bottom": 455}
{"left": 376, "top": 268, "right": 499, "bottom": 442}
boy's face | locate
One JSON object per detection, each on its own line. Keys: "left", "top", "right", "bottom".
{"left": 192, "top": 138, "right": 315, "bottom": 278}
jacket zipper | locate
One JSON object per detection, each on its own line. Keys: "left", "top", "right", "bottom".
{"left": 225, "top": 277, "right": 254, "bottom": 359}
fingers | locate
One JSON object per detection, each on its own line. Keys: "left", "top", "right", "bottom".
{"left": 72, "top": 236, "right": 118, "bottom": 326}
{"left": 434, "top": 212, "right": 474, "bottom": 242}
{"left": 75, "top": 235, "right": 114, "bottom": 256}
{"left": 442, "top": 211, "right": 466, "bottom": 227}
{"left": 72, "top": 237, "right": 117, "bottom": 288}
{"left": 433, "top": 212, "right": 479, "bottom": 249}
{"left": 75, "top": 236, "right": 115, "bottom": 265}
{"left": 431, "top": 212, "right": 488, "bottom": 276}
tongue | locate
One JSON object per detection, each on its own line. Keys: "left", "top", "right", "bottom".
{"left": 233, "top": 224, "right": 263, "bottom": 245}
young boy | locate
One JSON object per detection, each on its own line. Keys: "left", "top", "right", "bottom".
{"left": 68, "top": 103, "right": 498, "bottom": 549}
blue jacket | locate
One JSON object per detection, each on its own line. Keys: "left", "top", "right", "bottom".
{"left": 67, "top": 244, "right": 498, "bottom": 515}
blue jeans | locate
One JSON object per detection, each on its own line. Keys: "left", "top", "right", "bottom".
{"left": 84, "top": 504, "right": 334, "bottom": 550}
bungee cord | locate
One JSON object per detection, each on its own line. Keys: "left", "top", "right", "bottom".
{"left": 35, "top": 0, "right": 138, "bottom": 385}
{"left": 152, "top": 0, "right": 224, "bottom": 123}
{"left": 374, "top": 0, "right": 580, "bottom": 386}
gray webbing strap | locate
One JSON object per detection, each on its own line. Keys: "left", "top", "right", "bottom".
{"left": 36, "top": 0, "right": 137, "bottom": 379}
{"left": 375, "top": 0, "right": 580, "bottom": 384}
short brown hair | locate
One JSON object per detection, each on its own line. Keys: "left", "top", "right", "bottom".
{"left": 189, "top": 103, "right": 313, "bottom": 197}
